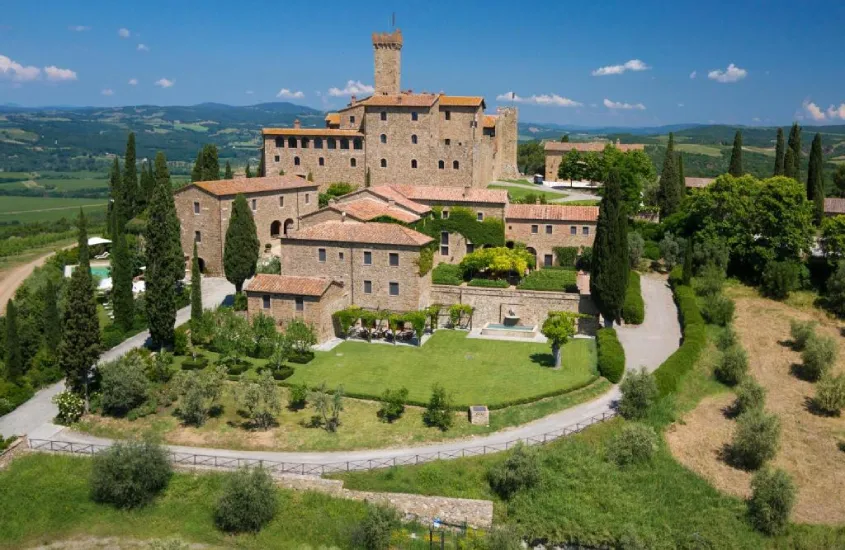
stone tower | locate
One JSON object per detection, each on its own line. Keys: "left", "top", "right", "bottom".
{"left": 372, "top": 29, "right": 402, "bottom": 95}
{"left": 494, "top": 107, "right": 520, "bottom": 178}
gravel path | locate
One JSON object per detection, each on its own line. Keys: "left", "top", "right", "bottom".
{"left": 0, "top": 278, "right": 234, "bottom": 438}
{"left": 489, "top": 180, "right": 600, "bottom": 203}
{"left": 35, "top": 275, "right": 680, "bottom": 467}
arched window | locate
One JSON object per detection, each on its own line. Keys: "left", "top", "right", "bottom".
{"left": 380, "top": 158, "right": 387, "bottom": 168}
{"left": 270, "top": 220, "right": 282, "bottom": 237}
{"left": 287, "top": 137, "right": 297, "bottom": 148}
{"left": 411, "top": 159, "right": 417, "bottom": 169}
{"left": 411, "top": 134, "right": 418, "bottom": 144}
{"left": 294, "top": 156, "right": 300, "bottom": 166}
{"left": 319, "top": 157, "right": 325, "bottom": 166}
{"left": 340, "top": 138, "right": 349, "bottom": 150}
{"left": 438, "top": 160, "right": 445, "bottom": 170}
{"left": 380, "top": 134, "right": 387, "bottom": 144}
{"left": 301, "top": 138, "right": 309, "bottom": 149}
{"left": 328, "top": 138, "right": 336, "bottom": 149}
{"left": 350, "top": 158, "right": 357, "bottom": 167}
{"left": 453, "top": 160, "right": 460, "bottom": 170}
{"left": 275, "top": 137, "right": 284, "bottom": 148}
{"left": 314, "top": 138, "right": 323, "bottom": 149}
{"left": 353, "top": 138, "right": 363, "bottom": 150}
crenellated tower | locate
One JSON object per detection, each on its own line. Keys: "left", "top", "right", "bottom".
{"left": 372, "top": 29, "right": 403, "bottom": 95}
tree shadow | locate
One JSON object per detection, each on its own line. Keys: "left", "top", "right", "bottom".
{"left": 776, "top": 338, "right": 794, "bottom": 349}
{"left": 529, "top": 353, "right": 555, "bottom": 368}
{"left": 721, "top": 400, "right": 742, "bottom": 420}
{"left": 286, "top": 402, "right": 306, "bottom": 412}
{"left": 838, "top": 441, "right": 845, "bottom": 453}
{"left": 789, "top": 362, "right": 819, "bottom": 382}
{"left": 804, "top": 396, "right": 840, "bottom": 418}
{"left": 717, "top": 443, "right": 759, "bottom": 472}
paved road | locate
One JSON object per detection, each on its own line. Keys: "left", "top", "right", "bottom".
{"left": 36, "top": 275, "right": 679, "bottom": 466}
{"left": 0, "top": 277, "right": 234, "bottom": 438}
{"left": 490, "top": 180, "right": 600, "bottom": 203}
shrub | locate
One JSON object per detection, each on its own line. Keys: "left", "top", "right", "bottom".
{"left": 748, "top": 468, "right": 796, "bottom": 535}
{"left": 813, "top": 373, "right": 845, "bottom": 415}
{"left": 378, "top": 387, "right": 408, "bottom": 422}
{"left": 659, "top": 233, "right": 684, "bottom": 270}
{"left": 468, "top": 278, "right": 509, "bottom": 288}
{"left": 628, "top": 232, "right": 645, "bottom": 268}
{"left": 214, "top": 467, "right": 277, "bottom": 533}
{"left": 654, "top": 283, "right": 707, "bottom": 395}
{"left": 236, "top": 370, "right": 281, "bottom": 430}
{"left": 734, "top": 377, "right": 766, "bottom": 415}
{"left": 622, "top": 271, "right": 644, "bottom": 325}
{"left": 618, "top": 368, "right": 658, "bottom": 420}
{"left": 431, "top": 263, "right": 464, "bottom": 285}
{"left": 99, "top": 355, "right": 151, "bottom": 417}
{"left": 643, "top": 241, "right": 660, "bottom": 261}
{"left": 271, "top": 365, "right": 294, "bottom": 380}
{"left": 827, "top": 261, "right": 845, "bottom": 317}
{"left": 607, "top": 423, "right": 658, "bottom": 466}
{"left": 701, "top": 293, "right": 735, "bottom": 326}
{"left": 789, "top": 319, "right": 817, "bottom": 351}
{"left": 310, "top": 382, "right": 344, "bottom": 432}
{"left": 233, "top": 292, "right": 247, "bottom": 311}
{"left": 351, "top": 504, "right": 399, "bottom": 550}
{"left": 90, "top": 440, "right": 172, "bottom": 509}
{"left": 553, "top": 246, "right": 579, "bottom": 267}
{"left": 175, "top": 366, "right": 226, "bottom": 426}
{"left": 52, "top": 390, "right": 85, "bottom": 424}
{"left": 761, "top": 260, "right": 801, "bottom": 300}
{"left": 485, "top": 527, "right": 523, "bottom": 550}
{"left": 146, "top": 351, "right": 174, "bottom": 383}
{"left": 286, "top": 319, "right": 317, "bottom": 355}
{"left": 256, "top": 256, "right": 281, "bottom": 275}
{"left": 180, "top": 355, "right": 208, "bottom": 370}
{"left": 517, "top": 268, "right": 578, "bottom": 292}
{"left": 487, "top": 443, "right": 541, "bottom": 499}
{"left": 716, "top": 324, "right": 738, "bottom": 351}
{"left": 289, "top": 350, "right": 315, "bottom": 364}
{"left": 715, "top": 345, "right": 749, "bottom": 386}
{"left": 251, "top": 313, "right": 278, "bottom": 359}
{"left": 800, "top": 333, "right": 838, "bottom": 381}
{"left": 423, "top": 383, "right": 453, "bottom": 430}
{"left": 694, "top": 263, "right": 725, "bottom": 296}
{"left": 731, "top": 409, "right": 781, "bottom": 469}
{"left": 288, "top": 383, "right": 308, "bottom": 410}
{"left": 173, "top": 326, "right": 189, "bottom": 356}
{"left": 576, "top": 246, "right": 592, "bottom": 271}
{"left": 596, "top": 328, "right": 625, "bottom": 383}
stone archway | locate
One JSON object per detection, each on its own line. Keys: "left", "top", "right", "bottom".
{"left": 283, "top": 218, "right": 295, "bottom": 236}
{"left": 526, "top": 247, "right": 538, "bottom": 271}
{"left": 197, "top": 257, "right": 206, "bottom": 273}
{"left": 270, "top": 220, "right": 282, "bottom": 237}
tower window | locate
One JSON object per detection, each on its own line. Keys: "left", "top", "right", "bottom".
{"left": 193, "top": 201, "right": 200, "bottom": 214}
{"left": 445, "top": 139, "right": 451, "bottom": 146}
{"left": 444, "top": 110, "right": 451, "bottom": 120}
{"left": 194, "top": 231, "right": 201, "bottom": 243}
{"left": 275, "top": 137, "right": 284, "bottom": 147}
{"left": 353, "top": 138, "right": 363, "bottom": 150}
{"left": 350, "top": 158, "right": 357, "bottom": 167}
{"left": 301, "top": 138, "right": 309, "bottom": 149}
{"left": 380, "top": 111, "right": 387, "bottom": 121}
{"left": 453, "top": 160, "right": 460, "bottom": 169}
{"left": 438, "top": 160, "right": 445, "bottom": 170}
{"left": 274, "top": 155, "right": 280, "bottom": 162}
{"left": 340, "top": 138, "right": 349, "bottom": 149}
{"left": 328, "top": 138, "right": 336, "bottom": 149}
{"left": 411, "top": 159, "right": 417, "bottom": 169}
{"left": 350, "top": 115, "right": 356, "bottom": 124}
{"left": 319, "top": 157, "right": 325, "bottom": 166}
{"left": 411, "top": 134, "right": 418, "bottom": 144}
{"left": 411, "top": 111, "right": 418, "bottom": 121}
{"left": 294, "top": 156, "right": 300, "bottom": 166}
{"left": 380, "top": 158, "right": 387, "bottom": 168}
{"left": 380, "top": 134, "right": 387, "bottom": 144}
{"left": 287, "top": 137, "right": 296, "bottom": 148}
{"left": 314, "top": 138, "right": 323, "bottom": 149}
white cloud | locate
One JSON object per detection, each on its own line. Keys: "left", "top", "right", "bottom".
{"left": 689, "top": 71, "right": 697, "bottom": 79}
{"left": 591, "top": 59, "right": 650, "bottom": 76}
{"left": 752, "top": 117, "right": 761, "bottom": 123}
{"left": 101, "top": 89, "right": 114, "bottom": 96}
{"left": 118, "top": 28, "right": 130, "bottom": 38}
{"left": 68, "top": 25, "right": 90, "bottom": 32}
{"left": 245, "top": 90, "right": 254, "bottom": 95}
{"left": 678, "top": 103, "right": 685, "bottom": 107}
{"left": 44, "top": 65, "right": 77, "bottom": 81}
{"left": 603, "top": 98, "right": 646, "bottom": 110}
{"left": 0, "top": 54, "right": 41, "bottom": 82}
{"left": 128, "top": 78, "right": 138, "bottom": 86}
{"left": 707, "top": 63, "right": 747, "bottom": 83}
{"left": 328, "top": 79, "right": 374, "bottom": 97}
{"left": 154, "top": 78, "right": 174, "bottom": 88}
{"left": 803, "top": 100, "right": 826, "bottom": 121}
{"left": 495, "top": 91, "right": 582, "bottom": 107}
{"left": 827, "top": 104, "right": 845, "bottom": 119}
{"left": 137, "top": 43, "right": 149, "bottom": 52}
{"left": 276, "top": 88, "right": 304, "bottom": 99}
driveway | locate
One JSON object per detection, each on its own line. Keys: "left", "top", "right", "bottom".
{"left": 489, "top": 180, "right": 600, "bottom": 203}
{"left": 0, "top": 277, "right": 234, "bottom": 438}
{"left": 32, "top": 274, "right": 680, "bottom": 468}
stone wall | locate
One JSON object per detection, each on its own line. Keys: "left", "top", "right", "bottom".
{"left": 430, "top": 284, "right": 598, "bottom": 333}
{"left": 246, "top": 283, "right": 348, "bottom": 343}
{"left": 175, "top": 186, "right": 223, "bottom": 275}
{"left": 493, "top": 107, "right": 520, "bottom": 179}
{"left": 505, "top": 219, "right": 596, "bottom": 268}
{"left": 263, "top": 135, "right": 366, "bottom": 190}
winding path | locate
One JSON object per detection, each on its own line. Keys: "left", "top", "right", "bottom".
{"left": 16, "top": 274, "right": 680, "bottom": 468}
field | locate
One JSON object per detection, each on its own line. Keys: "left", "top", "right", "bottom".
{"left": 676, "top": 143, "right": 723, "bottom": 157}
{"left": 0, "top": 196, "right": 107, "bottom": 223}
{"left": 287, "top": 331, "right": 597, "bottom": 407}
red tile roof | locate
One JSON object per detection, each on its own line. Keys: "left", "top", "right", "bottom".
{"left": 544, "top": 142, "right": 645, "bottom": 153}
{"left": 360, "top": 93, "right": 439, "bottom": 107}
{"left": 825, "top": 198, "right": 845, "bottom": 215}
{"left": 262, "top": 128, "right": 363, "bottom": 137}
{"left": 338, "top": 199, "right": 422, "bottom": 223}
{"left": 245, "top": 274, "right": 337, "bottom": 297}
{"left": 324, "top": 113, "right": 340, "bottom": 126}
{"left": 185, "top": 175, "right": 317, "bottom": 197}
{"left": 482, "top": 115, "right": 497, "bottom": 128}
{"left": 439, "top": 95, "right": 485, "bottom": 107}
{"left": 285, "top": 221, "right": 433, "bottom": 247}
{"left": 387, "top": 184, "right": 508, "bottom": 205}
{"left": 364, "top": 187, "right": 432, "bottom": 214}
{"left": 505, "top": 204, "right": 599, "bottom": 222}
{"left": 685, "top": 177, "right": 715, "bottom": 188}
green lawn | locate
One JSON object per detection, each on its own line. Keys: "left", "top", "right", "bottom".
{"left": 0, "top": 196, "right": 107, "bottom": 223}
{"left": 288, "top": 331, "right": 596, "bottom": 408}
{"left": 488, "top": 184, "right": 567, "bottom": 202}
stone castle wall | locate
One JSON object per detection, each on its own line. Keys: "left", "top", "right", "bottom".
{"left": 506, "top": 219, "right": 596, "bottom": 267}
{"left": 246, "top": 283, "right": 347, "bottom": 343}
{"left": 264, "top": 135, "right": 365, "bottom": 187}
{"left": 494, "top": 107, "right": 520, "bottom": 179}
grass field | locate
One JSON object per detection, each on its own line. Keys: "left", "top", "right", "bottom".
{"left": 562, "top": 199, "right": 601, "bottom": 206}
{"left": 488, "top": 184, "right": 567, "bottom": 202}
{"left": 676, "top": 143, "right": 723, "bottom": 157}
{"left": 288, "top": 331, "right": 597, "bottom": 407}
{"left": 0, "top": 196, "right": 107, "bottom": 223}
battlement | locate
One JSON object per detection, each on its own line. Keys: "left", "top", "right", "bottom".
{"left": 373, "top": 29, "right": 402, "bottom": 94}
{"left": 372, "top": 29, "right": 403, "bottom": 49}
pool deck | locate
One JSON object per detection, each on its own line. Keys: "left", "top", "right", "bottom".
{"left": 468, "top": 327, "right": 548, "bottom": 343}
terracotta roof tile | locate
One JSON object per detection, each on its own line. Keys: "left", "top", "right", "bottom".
{"left": 324, "top": 113, "right": 340, "bottom": 125}
{"left": 262, "top": 128, "right": 363, "bottom": 137}
{"left": 825, "top": 198, "right": 845, "bottom": 215}
{"left": 360, "top": 93, "right": 439, "bottom": 107}
{"left": 685, "top": 177, "right": 715, "bottom": 188}
{"left": 246, "top": 274, "right": 336, "bottom": 297}
{"left": 439, "top": 95, "right": 485, "bottom": 107}
{"left": 483, "top": 115, "right": 497, "bottom": 128}
{"left": 286, "top": 221, "right": 433, "bottom": 247}
{"left": 185, "top": 175, "right": 317, "bottom": 197}
{"left": 505, "top": 204, "right": 599, "bottom": 222}
{"left": 387, "top": 184, "right": 508, "bottom": 205}
{"left": 363, "top": 187, "right": 431, "bottom": 214}
{"left": 544, "top": 142, "right": 646, "bottom": 153}
{"left": 339, "top": 199, "right": 422, "bottom": 223}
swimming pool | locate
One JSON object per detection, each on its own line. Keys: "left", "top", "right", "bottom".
{"left": 91, "top": 266, "right": 110, "bottom": 278}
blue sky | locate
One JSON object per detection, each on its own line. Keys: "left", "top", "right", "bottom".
{"left": 1, "top": 0, "right": 844, "bottom": 127}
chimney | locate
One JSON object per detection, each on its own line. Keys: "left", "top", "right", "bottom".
{"left": 351, "top": 95, "right": 357, "bottom": 103}
{"left": 293, "top": 119, "right": 301, "bottom": 129}
{"left": 463, "top": 185, "right": 471, "bottom": 198}
{"left": 341, "top": 211, "right": 347, "bottom": 222}
{"left": 616, "top": 138, "right": 620, "bottom": 146}
{"left": 387, "top": 198, "right": 396, "bottom": 207}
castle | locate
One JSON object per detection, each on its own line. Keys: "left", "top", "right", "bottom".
{"left": 262, "top": 30, "right": 519, "bottom": 190}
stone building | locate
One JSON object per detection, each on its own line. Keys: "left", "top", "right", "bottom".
{"left": 262, "top": 29, "right": 518, "bottom": 190}
{"left": 504, "top": 204, "right": 599, "bottom": 267}
{"left": 544, "top": 141, "right": 646, "bottom": 182}
{"left": 824, "top": 198, "right": 845, "bottom": 218}
{"left": 173, "top": 175, "right": 319, "bottom": 275}
{"left": 280, "top": 220, "right": 434, "bottom": 313}
{"left": 245, "top": 274, "right": 347, "bottom": 343}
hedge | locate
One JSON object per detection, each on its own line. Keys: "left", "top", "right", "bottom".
{"left": 517, "top": 268, "right": 578, "bottom": 292}
{"left": 643, "top": 241, "right": 660, "bottom": 261}
{"left": 553, "top": 246, "right": 579, "bottom": 267}
{"left": 622, "top": 271, "right": 645, "bottom": 325}
{"left": 596, "top": 328, "right": 625, "bottom": 383}
{"left": 289, "top": 350, "right": 315, "bottom": 364}
{"left": 412, "top": 207, "right": 505, "bottom": 247}
{"left": 653, "top": 267, "right": 707, "bottom": 396}
{"left": 432, "top": 263, "right": 464, "bottom": 285}
{"left": 181, "top": 356, "right": 209, "bottom": 370}
{"left": 468, "top": 278, "right": 510, "bottom": 288}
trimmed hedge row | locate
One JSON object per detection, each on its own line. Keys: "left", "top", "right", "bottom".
{"left": 517, "top": 268, "right": 578, "bottom": 292}
{"left": 468, "top": 278, "right": 510, "bottom": 288}
{"left": 596, "top": 328, "right": 625, "bottom": 383}
{"left": 432, "top": 263, "right": 464, "bottom": 285}
{"left": 622, "top": 271, "right": 645, "bottom": 325}
{"left": 653, "top": 268, "right": 707, "bottom": 396}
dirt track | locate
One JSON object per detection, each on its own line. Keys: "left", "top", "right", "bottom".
{"left": 0, "top": 249, "right": 58, "bottom": 314}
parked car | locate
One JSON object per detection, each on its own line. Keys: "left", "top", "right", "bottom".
{"left": 533, "top": 174, "right": 544, "bottom": 184}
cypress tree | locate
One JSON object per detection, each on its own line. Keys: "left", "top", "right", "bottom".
{"left": 589, "top": 168, "right": 628, "bottom": 326}
{"left": 245, "top": 162, "right": 252, "bottom": 178}
{"left": 658, "top": 133, "right": 681, "bottom": 219}
{"left": 138, "top": 160, "right": 151, "bottom": 212}
{"left": 41, "top": 278, "right": 61, "bottom": 350}
{"left": 201, "top": 144, "right": 220, "bottom": 181}
{"left": 145, "top": 152, "right": 183, "bottom": 348}
{"left": 4, "top": 299, "right": 23, "bottom": 380}
{"left": 191, "top": 241, "right": 203, "bottom": 328}
{"left": 108, "top": 157, "right": 122, "bottom": 235}
{"left": 110, "top": 224, "right": 134, "bottom": 332}
{"left": 224, "top": 161, "right": 233, "bottom": 179}
{"left": 807, "top": 133, "right": 825, "bottom": 223}
{"left": 773, "top": 128, "right": 785, "bottom": 176}
{"left": 191, "top": 150, "right": 203, "bottom": 182}
{"left": 787, "top": 123, "right": 802, "bottom": 180}
{"left": 257, "top": 148, "right": 265, "bottom": 177}
{"left": 728, "top": 130, "right": 743, "bottom": 177}
{"left": 223, "top": 194, "right": 260, "bottom": 294}
{"left": 365, "top": 167, "right": 371, "bottom": 188}
{"left": 123, "top": 132, "right": 138, "bottom": 216}
{"left": 58, "top": 210, "right": 101, "bottom": 395}
{"left": 677, "top": 153, "right": 686, "bottom": 198}
{"left": 784, "top": 148, "right": 797, "bottom": 180}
